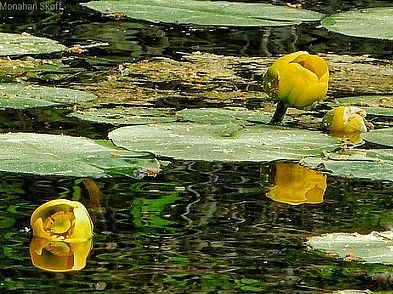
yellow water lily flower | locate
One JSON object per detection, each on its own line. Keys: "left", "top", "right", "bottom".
{"left": 30, "top": 237, "right": 92, "bottom": 272}
{"left": 263, "top": 51, "right": 329, "bottom": 124}
{"left": 322, "top": 106, "right": 372, "bottom": 144}
{"left": 267, "top": 162, "right": 327, "bottom": 205}
{"left": 31, "top": 199, "right": 93, "bottom": 243}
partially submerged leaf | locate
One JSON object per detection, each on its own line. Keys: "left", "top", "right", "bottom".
{"left": 364, "top": 128, "right": 393, "bottom": 147}
{"left": 69, "top": 107, "right": 176, "bottom": 125}
{"left": 109, "top": 123, "right": 340, "bottom": 162}
{"left": 322, "top": 7, "right": 393, "bottom": 40}
{"left": 84, "top": 0, "right": 324, "bottom": 27}
{"left": 0, "top": 33, "right": 66, "bottom": 56}
{"left": 0, "top": 83, "right": 96, "bottom": 109}
{"left": 176, "top": 108, "right": 290, "bottom": 124}
{"left": 301, "top": 149, "right": 393, "bottom": 181}
{"left": 307, "top": 231, "right": 393, "bottom": 264}
{"left": 0, "top": 133, "right": 160, "bottom": 178}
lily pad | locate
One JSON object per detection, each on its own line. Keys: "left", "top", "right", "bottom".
{"left": 364, "top": 128, "right": 393, "bottom": 147}
{"left": 69, "top": 107, "right": 176, "bottom": 125}
{"left": 0, "top": 33, "right": 66, "bottom": 56}
{"left": 0, "top": 133, "right": 160, "bottom": 178}
{"left": 176, "top": 108, "right": 291, "bottom": 124}
{"left": 301, "top": 149, "right": 393, "bottom": 181}
{"left": 108, "top": 123, "right": 340, "bottom": 162}
{"left": 307, "top": 231, "right": 393, "bottom": 264}
{"left": 84, "top": 0, "right": 324, "bottom": 27}
{"left": 329, "top": 95, "right": 393, "bottom": 117}
{"left": 0, "top": 83, "right": 96, "bottom": 109}
{"left": 322, "top": 7, "right": 393, "bottom": 40}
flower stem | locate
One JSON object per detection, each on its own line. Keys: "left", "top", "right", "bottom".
{"left": 270, "top": 101, "right": 288, "bottom": 125}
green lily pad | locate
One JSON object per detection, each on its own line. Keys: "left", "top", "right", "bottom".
{"left": 322, "top": 7, "right": 393, "bottom": 40}
{"left": 176, "top": 108, "right": 290, "bottom": 124}
{"left": 0, "top": 83, "right": 96, "bottom": 109}
{"left": 364, "top": 128, "right": 393, "bottom": 147}
{"left": 84, "top": 0, "right": 323, "bottom": 27}
{"left": 69, "top": 107, "right": 176, "bottom": 125}
{"left": 329, "top": 95, "right": 393, "bottom": 117}
{"left": 301, "top": 149, "right": 393, "bottom": 181}
{"left": 307, "top": 231, "right": 393, "bottom": 264}
{"left": 0, "top": 133, "right": 160, "bottom": 178}
{"left": 108, "top": 123, "right": 340, "bottom": 162}
{"left": 0, "top": 33, "right": 67, "bottom": 56}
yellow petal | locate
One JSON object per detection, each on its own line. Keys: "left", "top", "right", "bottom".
{"left": 264, "top": 51, "right": 329, "bottom": 109}
{"left": 323, "top": 106, "right": 347, "bottom": 132}
{"left": 271, "top": 51, "right": 309, "bottom": 70}
{"left": 291, "top": 54, "right": 329, "bottom": 80}
{"left": 31, "top": 199, "right": 93, "bottom": 242}
{"left": 32, "top": 218, "right": 51, "bottom": 239}
{"left": 31, "top": 199, "right": 73, "bottom": 228}
{"left": 346, "top": 113, "right": 368, "bottom": 133}
{"left": 322, "top": 106, "right": 369, "bottom": 144}
{"left": 68, "top": 202, "right": 94, "bottom": 243}
{"left": 278, "top": 63, "right": 322, "bottom": 108}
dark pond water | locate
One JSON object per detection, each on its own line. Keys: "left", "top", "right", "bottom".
{"left": 0, "top": 0, "right": 393, "bottom": 293}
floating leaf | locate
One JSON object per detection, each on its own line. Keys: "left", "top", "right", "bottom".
{"left": 109, "top": 123, "right": 340, "bottom": 162}
{"left": 84, "top": 0, "right": 323, "bottom": 27}
{"left": 69, "top": 107, "right": 176, "bottom": 125}
{"left": 322, "top": 7, "right": 393, "bottom": 40}
{"left": 301, "top": 149, "right": 393, "bottom": 181}
{"left": 176, "top": 108, "right": 291, "bottom": 124}
{"left": 0, "top": 133, "right": 160, "bottom": 178}
{"left": 329, "top": 95, "right": 393, "bottom": 117}
{"left": 364, "top": 128, "right": 393, "bottom": 147}
{"left": 0, "top": 83, "right": 96, "bottom": 109}
{"left": 0, "top": 33, "right": 66, "bottom": 56}
{"left": 307, "top": 231, "right": 393, "bottom": 264}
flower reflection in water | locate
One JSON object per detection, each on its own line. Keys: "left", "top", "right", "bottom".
{"left": 267, "top": 162, "right": 327, "bottom": 205}
{"left": 30, "top": 199, "right": 93, "bottom": 272}
{"left": 30, "top": 237, "right": 92, "bottom": 272}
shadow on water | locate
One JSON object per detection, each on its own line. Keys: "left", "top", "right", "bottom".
{"left": 0, "top": 0, "right": 393, "bottom": 293}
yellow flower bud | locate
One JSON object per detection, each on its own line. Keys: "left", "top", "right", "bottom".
{"left": 30, "top": 199, "right": 93, "bottom": 243}
{"left": 322, "top": 106, "right": 372, "bottom": 144}
{"left": 263, "top": 51, "right": 329, "bottom": 109}
{"left": 30, "top": 237, "right": 92, "bottom": 272}
{"left": 267, "top": 162, "right": 327, "bottom": 205}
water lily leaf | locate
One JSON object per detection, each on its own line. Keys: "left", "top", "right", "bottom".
{"left": 329, "top": 95, "right": 393, "bottom": 117}
{"left": 322, "top": 7, "right": 393, "bottom": 40}
{"left": 84, "top": 0, "right": 323, "bottom": 27}
{"left": 307, "top": 231, "right": 393, "bottom": 264}
{"left": 0, "top": 83, "right": 96, "bottom": 109}
{"left": 364, "top": 128, "right": 393, "bottom": 147}
{"left": 176, "top": 108, "right": 291, "bottom": 124}
{"left": 301, "top": 149, "right": 393, "bottom": 181}
{"left": 0, "top": 133, "right": 160, "bottom": 178}
{"left": 69, "top": 107, "right": 176, "bottom": 125}
{"left": 0, "top": 33, "right": 67, "bottom": 56}
{"left": 108, "top": 123, "right": 340, "bottom": 162}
